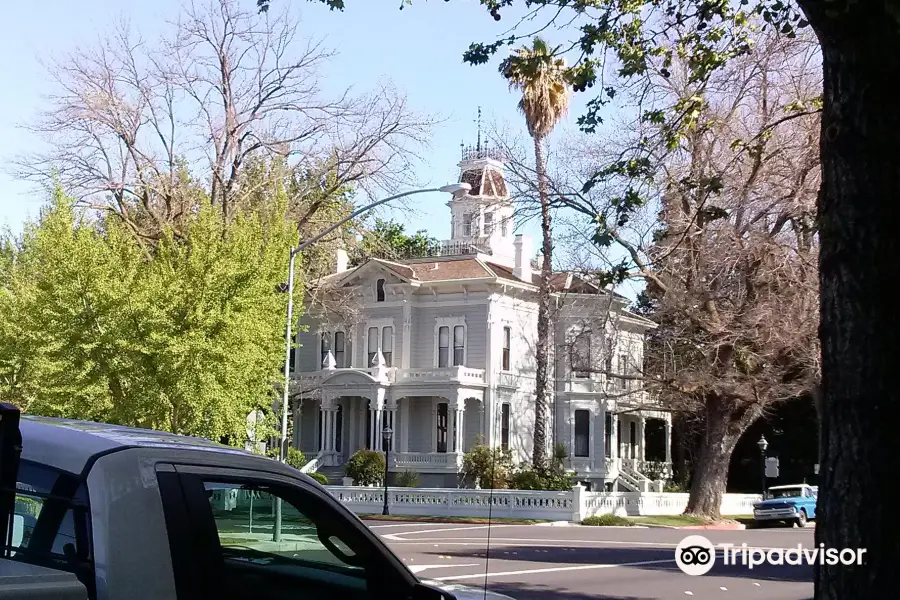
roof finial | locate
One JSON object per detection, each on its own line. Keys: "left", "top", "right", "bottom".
{"left": 476, "top": 106, "right": 482, "bottom": 153}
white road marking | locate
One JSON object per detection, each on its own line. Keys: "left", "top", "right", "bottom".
{"left": 429, "top": 558, "right": 676, "bottom": 581}
{"left": 381, "top": 525, "right": 511, "bottom": 541}
{"left": 368, "top": 523, "right": 450, "bottom": 529}
{"left": 408, "top": 563, "right": 480, "bottom": 574}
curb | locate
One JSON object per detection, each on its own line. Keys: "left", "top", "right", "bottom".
{"left": 680, "top": 523, "right": 746, "bottom": 530}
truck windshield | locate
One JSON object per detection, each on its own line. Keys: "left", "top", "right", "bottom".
{"left": 767, "top": 488, "right": 803, "bottom": 499}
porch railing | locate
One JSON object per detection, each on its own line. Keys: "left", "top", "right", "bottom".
{"left": 391, "top": 452, "right": 463, "bottom": 470}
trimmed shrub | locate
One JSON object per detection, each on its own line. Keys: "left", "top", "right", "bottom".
{"left": 309, "top": 472, "right": 329, "bottom": 486}
{"left": 286, "top": 448, "right": 306, "bottom": 470}
{"left": 395, "top": 470, "right": 421, "bottom": 487}
{"left": 461, "top": 445, "right": 513, "bottom": 489}
{"left": 508, "top": 467, "right": 574, "bottom": 491}
{"left": 582, "top": 514, "right": 633, "bottom": 526}
{"left": 346, "top": 450, "right": 385, "bottom": 486}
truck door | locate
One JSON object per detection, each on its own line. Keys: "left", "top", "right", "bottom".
{"left": 156, "top": 464, "right": 453, "bottom": 600}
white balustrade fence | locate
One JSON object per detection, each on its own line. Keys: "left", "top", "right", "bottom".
{"left": 327, "top": 487, "right": 575, "bottom": 521}
{"left": 324, "top": 485, "right": 761, "bottom": 521}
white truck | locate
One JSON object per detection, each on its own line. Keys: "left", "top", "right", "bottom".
{"left": 0, "top": 405, "right": 509, "bottom": 600}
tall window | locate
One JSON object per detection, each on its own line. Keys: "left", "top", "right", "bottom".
{"left": 501, "top": 403, "right": 511, "bottom": 450}
{"left": 462, "top": 213, "right": 472, "bottom": 236}
{"left": 630, "top": 421, "right": 637, "bottom": 456}
{"left": 381, "top": 326, "right": 393, "bottom": 367}
{"left": 436, "top": 402, "right": 448, "bottom": 453}
{"left": 618, "top": 354, "right": 629, "bottom": 389}
{"left": 367, "top": 327, "right": 378, "bottom": 366}
{"left": 376, "top": 278, "right": 386, "bottom": 302}
{"left": 574, "top": 410, "right": 590, "bottom": 457}
{"left": 333, "top": 331, "right": 346, "bottom": 368}
{"left": 453, "top": 325, "right": 465, "bottom": 366}
{"left": 502, "top": 327, "right": 511, "bottom": 371}
{"left": 484, "top": 212, "right": 493, "bottom": 235}
{"left": 501, "top": 218, "right": 508, "bottom": 237}
{"left": 605, "top": 413, "right": 612, "bottom": 456}
{"left": 438, "top": 326, "right": 450, "bottom": 367}
{"left": 320, "top": 332, "right": 331, "bottom": 367}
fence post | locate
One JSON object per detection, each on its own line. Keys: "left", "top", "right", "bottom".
{"left": 571, "top": 484, "right": 586, "bottom": 522}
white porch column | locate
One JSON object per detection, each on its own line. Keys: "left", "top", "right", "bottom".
{"left": 368, "top": 391, "right": 385, "bottom": 450}
{"left": 327, "top": 407, "right": 337, "bottom": 452}
{"left": 320, "top": 398, "right": 338, "bottom": 454}
{"left": 664, "top": 419, "right": 672, "bottom": 463}
{"left": 384, "top": 400, "right": 397, "bottom": 452}
{"left": 452, "top": 391, "right": 466, "bottom": 453}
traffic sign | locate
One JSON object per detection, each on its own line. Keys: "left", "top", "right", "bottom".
{"left": 765, "top": 457, "right": 779, "bottom": 478}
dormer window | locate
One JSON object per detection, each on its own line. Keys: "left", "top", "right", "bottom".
{"left": 376, "top": 278, "right": 385, "bottom": 302}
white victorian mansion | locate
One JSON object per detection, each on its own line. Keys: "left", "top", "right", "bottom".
{"left": 288, "top": 143, "right": 672, "bottom": 491}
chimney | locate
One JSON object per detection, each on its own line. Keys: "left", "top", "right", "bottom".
{"left": 513, "top": 234, "right": 532, "bottom": 282}
{"left": 335, "top": 248, "right": 349, "bottom": 274}
{"left": 533, "top": 253, "right": 544, "bottom": 272}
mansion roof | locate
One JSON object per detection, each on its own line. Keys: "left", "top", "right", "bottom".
{"left": 331, "top": 254, "right": 624, "bottom": 297}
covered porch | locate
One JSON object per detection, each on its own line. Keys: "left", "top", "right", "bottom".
{"left": 293, "top": 371, "right": 485, "bottom": 475}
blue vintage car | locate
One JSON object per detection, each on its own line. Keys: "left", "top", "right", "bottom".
{"left": 752, "top": 484, "right": 817, "bottom": 527}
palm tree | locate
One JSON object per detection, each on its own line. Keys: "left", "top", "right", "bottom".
{"left": 500, "top": 38, "right": 570, "bottom": 469}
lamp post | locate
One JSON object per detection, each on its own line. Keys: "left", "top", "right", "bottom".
{"left": 382, "top": 425, "right": 394, "bottom": 516}
{"left": 757, "top": 435, "right": 769, "bottom": 497}
{"left": 272, "top": 182, "right": 470, "bottom": 541}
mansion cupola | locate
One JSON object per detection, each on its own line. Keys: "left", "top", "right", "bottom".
{"left": 446, "top": 141, "right": 516, "bottom": 267}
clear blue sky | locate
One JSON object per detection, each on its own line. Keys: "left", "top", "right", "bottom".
{"left": 0, "top": 0, "right": 603, "bottom": 257}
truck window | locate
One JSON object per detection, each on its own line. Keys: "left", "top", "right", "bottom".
{"left": 202, "top": 480, "right": 375, "bottom": 600}
{"left": 5, "top": 461, "right": 94, "bottom": 597}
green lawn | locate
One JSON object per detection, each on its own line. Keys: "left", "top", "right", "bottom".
{"left": 359, "top": 514, "right": 548, "bottom": 525}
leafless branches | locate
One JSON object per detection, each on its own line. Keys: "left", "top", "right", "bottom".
{"left": 15, "top": 0, "right": 434, "bottom": 242}
{"left": 498, "top": 29, "right": 822, "bottom": 427}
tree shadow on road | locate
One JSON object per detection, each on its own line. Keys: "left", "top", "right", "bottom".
{"left": 423, "top": 545, "right": 812, "bottom": 584}
{"left": 487, "top": 581, "right": 656, "bottom": 600}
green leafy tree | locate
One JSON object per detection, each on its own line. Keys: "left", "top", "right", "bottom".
{"left": 500, "top": 37, "right": 570, "bottom": 470}
{"left": 350, "top": 218, "right": 441, "bottom": 265}
{"left": 0, "top": 188, "right": 296, "bottom": 442}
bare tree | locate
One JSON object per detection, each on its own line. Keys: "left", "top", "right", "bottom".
{"left": 15, "top": 0, "right": 433, "bottom": 246}
{"left": 501, "top": 30, "right": 822, "bottom": 517}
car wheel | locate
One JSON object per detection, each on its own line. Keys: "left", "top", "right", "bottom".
{"left": 795, "top": 510, "right": 807, "bottom": 527}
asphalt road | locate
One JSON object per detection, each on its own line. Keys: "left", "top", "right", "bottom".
{"left": 365, "top": 521, "right": 816, "bottom": 600}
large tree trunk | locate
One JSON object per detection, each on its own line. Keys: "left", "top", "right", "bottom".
{"left": 795, "top": 4, "right": 900, "bottom": 598}
{"left": 684, "top": 396, "right": 759, "bottom": 518}
{"left": 531, "top": 133, "right": 552, "bottom": 469}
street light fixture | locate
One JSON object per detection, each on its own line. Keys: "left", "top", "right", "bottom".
{"left": 382, "top": 425, "right": 394, "bottom": 516}
{"left": 272, "top": 183, "right": 469, "bottom": 540}
{"left": 758, "top": 435, "right": 768, "bottom": 497}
